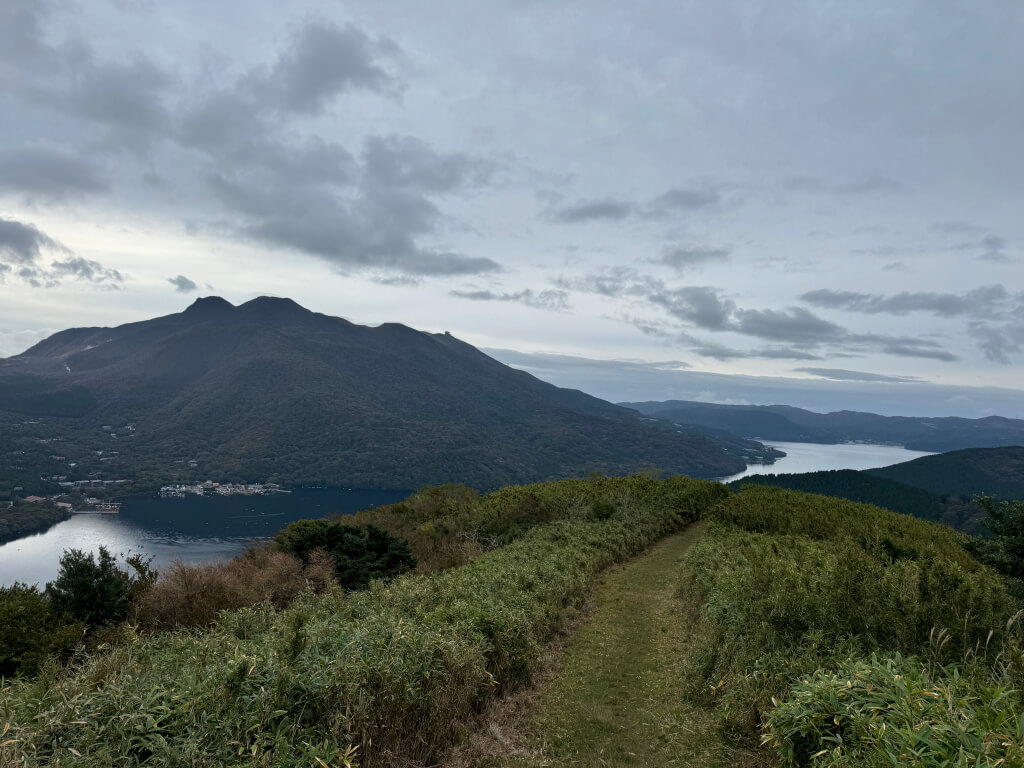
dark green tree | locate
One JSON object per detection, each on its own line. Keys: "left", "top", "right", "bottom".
{"left": 46, "top": 546, "right": 155, "bottom": 628}
{"left": 275, "top": 520, "right": 416, "bottom": 590}
{"left": 968, "top": 497, "right": 1024, "bottom": 581}
{"left": 0, "top": 583, "right": 83, "bottom": 677}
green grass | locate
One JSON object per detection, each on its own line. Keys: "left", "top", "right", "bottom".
{"left": 0, "top": 475, "right": 726, "bottom": 768}
{"left": 491, "top": 522, "right": 755, "bottom": 767}
{"left": 681, "top": 485, "right": 1023, "bottom": 762}
{"left": 505, "top": 528, "right": 753, "bottom": 765}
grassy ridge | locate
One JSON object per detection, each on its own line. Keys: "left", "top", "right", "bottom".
{"left": 682, "top": 485, "right": 1022, "bottom": 764}
{"left": 0, "top": 475, "right": 725, "bottom": 768}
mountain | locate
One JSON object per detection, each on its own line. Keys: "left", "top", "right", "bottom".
{"left": 0, "top": 297, "right": 768, "bottom": 491}
{"left": 866, "top": 446, "right": 1024, "bottom": 500}
{"left": 621, "top": 399, "right": 1024, "bottom": 452}
{"left": 727, "top": 446, "right": 1024, "bottom": 534}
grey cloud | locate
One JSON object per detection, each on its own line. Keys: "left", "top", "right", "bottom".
{"left": 73, "top": 54, "right": 174, "bottom": 137}
{"left": 784, "top": 175, "right": 905, "bottom": 196}
{"left": 485, "top": 349, "right": 1022, "bottom": 419}
{"left": 197, "top": 128, "right": 497, "bottom": 275}
{"left": 0, "top": 217, "right": 120, "bottom": 288}
{"left": 0, "top": 217, "right": 67, "bottom": 264}
{"left": 801, "top": 285, "right": 1013, "bottom": 318}
{"left": 979, "top": 235, "right": 1011, "bottom": 262}
{"left": 567, "top": 266, "right": 966, "bottom": 364}
{"left": 968, "top": 320, "right": 1024, "bottom": 364}
{"left": 649, "top": 185, "right": 722, "bottom": 211}
{"left": 552, "top": 267, "right": 652, "bottom": 298}
{"left": 733, "top": 307, "right": 846, "bottom": 343}
{"left": 549, "top": 198, "right": 634, "bottom": 224}
{"left": 168, "top": 274, "right": 198, "bottom": 293}
{"left": 950, "top": 234, "right": 1012, "bottom": 262}
{"left": 549, "top": 181, "right": 733, "bottom": 225}
{"left": 2, "top": 8, "right": 490, "bottom": 278}
{"left": 0, "top": 146, "right": 108, "bottom": 199}
{"left": 656, "top": 246, "right": 729, "bottom": 271}
{"left": 561, "top": 268, "right": 957, "bottom": 361}
{"left": 842, "top": 332, "right": 959, "bottom": 362}
{"left": 49, "top": 256, "right": 123, "bottom": 286}
{"left": 256, "top": 20, "right": 399, "bottom": 114}
{"left": 693, "top": 343, "right": 823, "bottom": 362}
{"left": 450, "top": 288, "right": 569, "bottom": 311}
{"left": 649, "top": 286, "right": 736, "bottom": 331}
{"left": 871, "top": 340, "right": 957, "bottom": 362}
{"left": 833, "top": 176, "right": 905, "bottom": 196}
{"left": 794, "top": 368, "right": 922, "bottom": 383}
{"left": 931, "top": 220, "right": 985, "bottom": 235}
{"left": 372, "top": 275, "right": 422, "bottom": 287}
{"left": 362, "top": 135, "right": 490, "bottom": 193}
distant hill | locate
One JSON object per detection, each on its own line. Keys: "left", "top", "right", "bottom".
{"left": 622, "top": 399, "right": 1024, "bottom": 452}
{"left": 731, "top": 469, "right": 945, "bottom": 522}
{"left": 728, "top": 446, "right": 1024, "bottom": 534}
{"left": 0, "top": 297, "right": 769, "bottom": 491}
{"left": 866, "top": 446, "right": 1024, "bottom": 500}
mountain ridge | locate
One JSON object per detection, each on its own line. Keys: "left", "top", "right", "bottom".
{"left": 622, "top": 399, "right": 1024, "bottom": 452}
{"left": 0, "top": 297, "right": 776, "bottom": 491}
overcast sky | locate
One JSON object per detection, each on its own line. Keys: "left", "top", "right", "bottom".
{"left": 1, "top": 1, "right": 1022, "bottom": 417}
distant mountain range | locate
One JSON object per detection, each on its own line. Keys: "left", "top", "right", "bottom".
{"left": 731, "top": 446, "right": 1024, "bottom": 533}
{"left": 622, "top": 400, "right": 1024, "bottom": 452}
{"left": 0, "top": 297, "right": 777, "bottom": 492}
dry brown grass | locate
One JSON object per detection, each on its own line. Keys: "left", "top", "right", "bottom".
{"left": 132, "top": 547, "right": 334, "bottom": 630}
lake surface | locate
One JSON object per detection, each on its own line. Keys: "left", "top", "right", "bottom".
{"left": 719, "top": 441, "right": 934, "bottom": 483}
{"left": 0, "top": 488, "right": 411, "bottom": 587}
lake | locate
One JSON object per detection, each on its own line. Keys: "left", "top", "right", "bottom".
{"left": 1, "top": 442, "right": 936, "bottom": 586}
{"left": 719, "top": 441, "right": 934, "bottom": 483}
{"left": 0, "top": 488, "right": 411, "bottom": 587}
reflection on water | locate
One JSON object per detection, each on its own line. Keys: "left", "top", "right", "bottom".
{"left": 0, "top": 488, "right": 410, "bottom": 587}
{"left": 719, "top": 441, "right": 934, "bottom": 484}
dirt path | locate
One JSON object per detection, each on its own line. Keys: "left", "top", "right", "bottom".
{"left": 460, "top": 521, "right": 753, "bottom": 767}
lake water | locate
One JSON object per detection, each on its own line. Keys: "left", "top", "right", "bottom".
{"left": 0, "top": 488, "right": 411, "bottom": 587}
{"left": 719, "top": 441, "right": 934, "bottom": 483}
{"left": 0, "top": 442, "right": 937, "bottom": 586}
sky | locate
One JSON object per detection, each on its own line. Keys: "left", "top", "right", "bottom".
{"left": 1, "top": 0, "right": 1022, "bottom": 417}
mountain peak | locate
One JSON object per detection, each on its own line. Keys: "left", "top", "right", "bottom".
{"left": 183, "top": 296, "right": 234, "bottom": 318}
{"left": 237, "top": 296, "right": 311, "bottom": 321}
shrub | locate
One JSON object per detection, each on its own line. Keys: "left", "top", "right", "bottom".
{"left": 0, "top": 584, "right": 83, "bottom": 678}
{"left": 275, "top": 521, "right": 416, "bottom": 589}
{"left": 765, "top": 653, "right": 1024, "bottom": 767}
{"left": 681, "top": 486, "right": 1016, "bottom": 745}
{"left": 46, "top": 546, "right": 155, "bottom": 628}
{"left": 133, "top": 548, "right": 334, "bottom": 630}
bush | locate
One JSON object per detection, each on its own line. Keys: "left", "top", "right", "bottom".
{"left": 766, "top": 653, "right": 1024, "bottom": 767}
{"left": 46, "top": 546, "right": 155, "bottom": 628}
{"left": 967, "top": 497, "right": 1024, "bottom": 582}
{"left": 133, "top": 548, "right": 335, "bottom": 630}
{"left": 680, "top": 486, "right": 1016, "bottom": 744}
{"left": 274, "top": 521, "right": 416, "bottom": 589}
{"left": 0, "top": 584, "right": 83, "bottom": 678}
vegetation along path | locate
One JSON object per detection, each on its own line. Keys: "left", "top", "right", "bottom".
{"left": 481, "top": 521, "right": 754, "bottom": 768}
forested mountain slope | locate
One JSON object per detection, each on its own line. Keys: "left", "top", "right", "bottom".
{"left": 0, "top": 298, "right": 761, "bottom": 490}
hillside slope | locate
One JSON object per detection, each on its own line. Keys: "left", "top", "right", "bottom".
{"left": 867, "top": 446, "right": 1024, "bottom": 499}
{"left": 0, "top": 298, "right": 760, "bottom": 490}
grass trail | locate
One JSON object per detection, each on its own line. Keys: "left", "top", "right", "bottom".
{"left": 470, "top": 521, "right": 754, "bottom": 767}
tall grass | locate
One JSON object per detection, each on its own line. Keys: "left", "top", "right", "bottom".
{"left": 682, "top": 485, "right": 1020, "bottom": 754}
{"left": 0, "top": 475, "right": 725, "bottom": 767}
